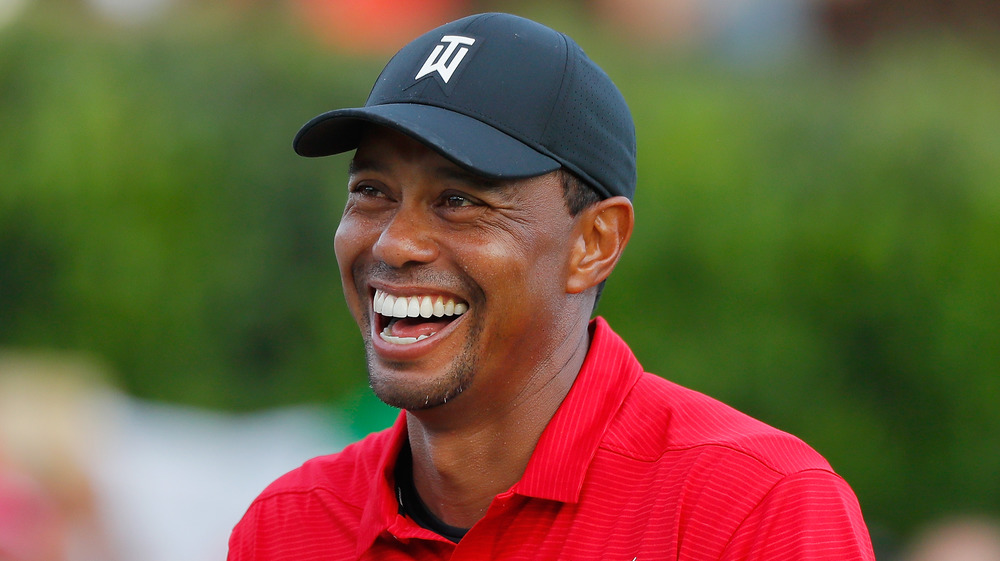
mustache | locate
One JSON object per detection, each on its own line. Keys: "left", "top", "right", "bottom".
{"left": 354, "top": 261, "right": 470, "bottom": 294}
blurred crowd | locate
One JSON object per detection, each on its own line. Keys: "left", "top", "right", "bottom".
{"left": 0, "top": 355, "right": 110, "bottom": 561}
{"left": 0, "top": 354, "right": 347, "bottom": 561}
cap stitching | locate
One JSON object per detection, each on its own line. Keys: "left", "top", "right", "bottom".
{"left": 537, "top": 31, "right": 571, "bottom": 156}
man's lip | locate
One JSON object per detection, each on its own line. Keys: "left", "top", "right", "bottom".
{"left": 369, "top": 307, "right": 468, "bottom": 361}
{"left": 367, "top": 285, "right": 470, "bottom": 359}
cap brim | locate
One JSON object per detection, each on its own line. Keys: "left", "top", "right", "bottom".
{"left": 292, "top": 103, "right": 561, "bottom": 180}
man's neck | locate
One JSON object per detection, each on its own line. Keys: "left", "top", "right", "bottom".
{"left": 403, "top": 324, "right": 591, "bottom": 529}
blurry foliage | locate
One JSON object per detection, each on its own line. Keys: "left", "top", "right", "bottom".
{"left": 1, "top": 1, "right": 999, "bottom": 546}
{"left": 0, "top": 3, "right": 378, "bottom": 409}
{"left": 600, "top": 32, "right": 1000, "bottom": 545}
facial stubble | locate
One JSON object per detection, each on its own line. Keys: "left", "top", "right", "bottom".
{"left": 365, "top": 320, "right": 481, "bottom": 411}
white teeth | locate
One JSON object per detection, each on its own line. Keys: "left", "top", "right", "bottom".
{"left": 392, "top": 297, "right": 408, "bottom": 318}
{"left": 379, "top": 327, "right": 435, "bottom": 345}
{"left": 371, "top": 289, "right": 468, "bottom": 319}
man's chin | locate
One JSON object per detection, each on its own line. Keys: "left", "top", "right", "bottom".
{"left": 369, "top": 380, "right": 466, "bottom": 411}
{"left": 366, "top": 359, "right": 474, "bottom": 412}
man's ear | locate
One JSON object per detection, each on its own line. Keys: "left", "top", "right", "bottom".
{"left": 566, "top": 196, "right": 634, "bottom": 294}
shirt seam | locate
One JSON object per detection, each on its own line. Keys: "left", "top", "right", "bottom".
{"left": 597, "top": 440, "right": 837, "bottom": 480}
{"left": 718, "top": 468, "right": 852, "bottom": 556}
{"left": 251, "top": 484, "right": 365, "bottom": 516}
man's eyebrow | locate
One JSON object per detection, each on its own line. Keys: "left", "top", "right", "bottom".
{"left": 348, "top": 158, "right": 385, "bottom": 176}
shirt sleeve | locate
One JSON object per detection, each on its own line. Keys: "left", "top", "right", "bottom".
{"left": 227, "top": 502, "right": 259, "bottom": 561}
{"left": 226, "top": 491, "right": 361, "bottom": 561}
{"left": 720, "top": 469, "right": 876, "bottom": 561}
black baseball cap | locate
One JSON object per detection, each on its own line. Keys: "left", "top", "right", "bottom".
{"left": 293, "top": 12, "right": 636, "bottom": 200}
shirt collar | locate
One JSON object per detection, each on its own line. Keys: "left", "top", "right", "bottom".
{"left": 356, "top": 416, "right": 457, "bottom": 554}
{"left": 511, "top": 317, "right": 644, "bottom": 503}
{"left": 355, "top": 413, "right": 411, "bottom": 555}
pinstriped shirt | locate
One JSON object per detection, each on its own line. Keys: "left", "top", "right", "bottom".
{"left": 229, "top": 317, "right": 875, "bottom": 560}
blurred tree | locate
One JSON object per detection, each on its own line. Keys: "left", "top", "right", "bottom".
{"left": 0, "top": 3, "right": 380, "bottom": 409}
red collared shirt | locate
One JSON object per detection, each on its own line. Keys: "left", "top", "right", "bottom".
{"left": 229, "top": 318, "right": 875, "bottom": 560}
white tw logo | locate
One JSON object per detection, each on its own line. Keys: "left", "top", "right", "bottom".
{"left": 415, "top": 35, "right": 476, "bottom": 84}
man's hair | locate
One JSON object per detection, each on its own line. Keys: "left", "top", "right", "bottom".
{"left": 559, "top": 168, "right": 602, "bottom": 217}
{"left": 558, "top": 169, "right": 607, "bottom": 312}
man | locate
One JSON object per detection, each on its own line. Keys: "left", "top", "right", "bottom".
{"left": 229, "top": 12, "right": 875, "bottom": 561}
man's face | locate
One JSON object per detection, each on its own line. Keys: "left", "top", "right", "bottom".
{"left": 335, "top": 126, "right": 582, "bottom": 412}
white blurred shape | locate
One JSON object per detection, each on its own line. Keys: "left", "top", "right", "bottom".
{"left": 84, "top": 0, "right": 174, "bottom": 25}
{"left": 86, "top": 394, "right": 349, "bottom": 561}
{"left": 0, "top": 0, "right": 29, "bottom": 31}
{"left": 903, "top": 517, "right": 1000, "bottom": 561}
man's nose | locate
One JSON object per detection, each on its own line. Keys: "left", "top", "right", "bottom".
{"left": 371, "top": 204, "right": 439, "bottom": 268}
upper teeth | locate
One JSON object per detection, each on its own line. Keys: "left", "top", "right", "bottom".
{"left": 373, "top": 289, "right": 468, "bottom": 318}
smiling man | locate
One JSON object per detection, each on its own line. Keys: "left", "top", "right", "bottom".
{"left": 229, "top": 12, "right": 875, "bottom": 561}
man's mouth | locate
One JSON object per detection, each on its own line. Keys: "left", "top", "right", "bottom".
{"left": 373, "top": 289, "right": 468, "bottom": 345}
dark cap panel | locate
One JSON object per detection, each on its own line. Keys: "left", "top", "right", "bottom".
{"left": 294, "top": 12, "right": 636, "bottom": 200}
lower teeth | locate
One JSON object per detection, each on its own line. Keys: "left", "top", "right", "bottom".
{"left": 380, "top": 327, "right": 435, "bottom": 345}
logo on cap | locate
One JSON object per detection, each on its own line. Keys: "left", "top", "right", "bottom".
{"left": 415, "top": 35, "right": 476, "bottom": 84}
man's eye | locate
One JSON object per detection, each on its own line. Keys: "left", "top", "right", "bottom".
{"left": 443, "top": 194, "right": 475, "bottom": 208}
{"left": 352, "top": 184, "right": 385, "bottom": 198}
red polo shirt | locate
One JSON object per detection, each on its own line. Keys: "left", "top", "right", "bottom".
{"left": 229, "top": 318, "right": 875, "bottom": 560}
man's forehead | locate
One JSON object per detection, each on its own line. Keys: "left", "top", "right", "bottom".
{"left": 352, "top": 125, "right": 449, "bottom": 168}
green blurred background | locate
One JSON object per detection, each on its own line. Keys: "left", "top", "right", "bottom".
{"left": 2, "top": 0, "right": 999, "bottom": 558}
